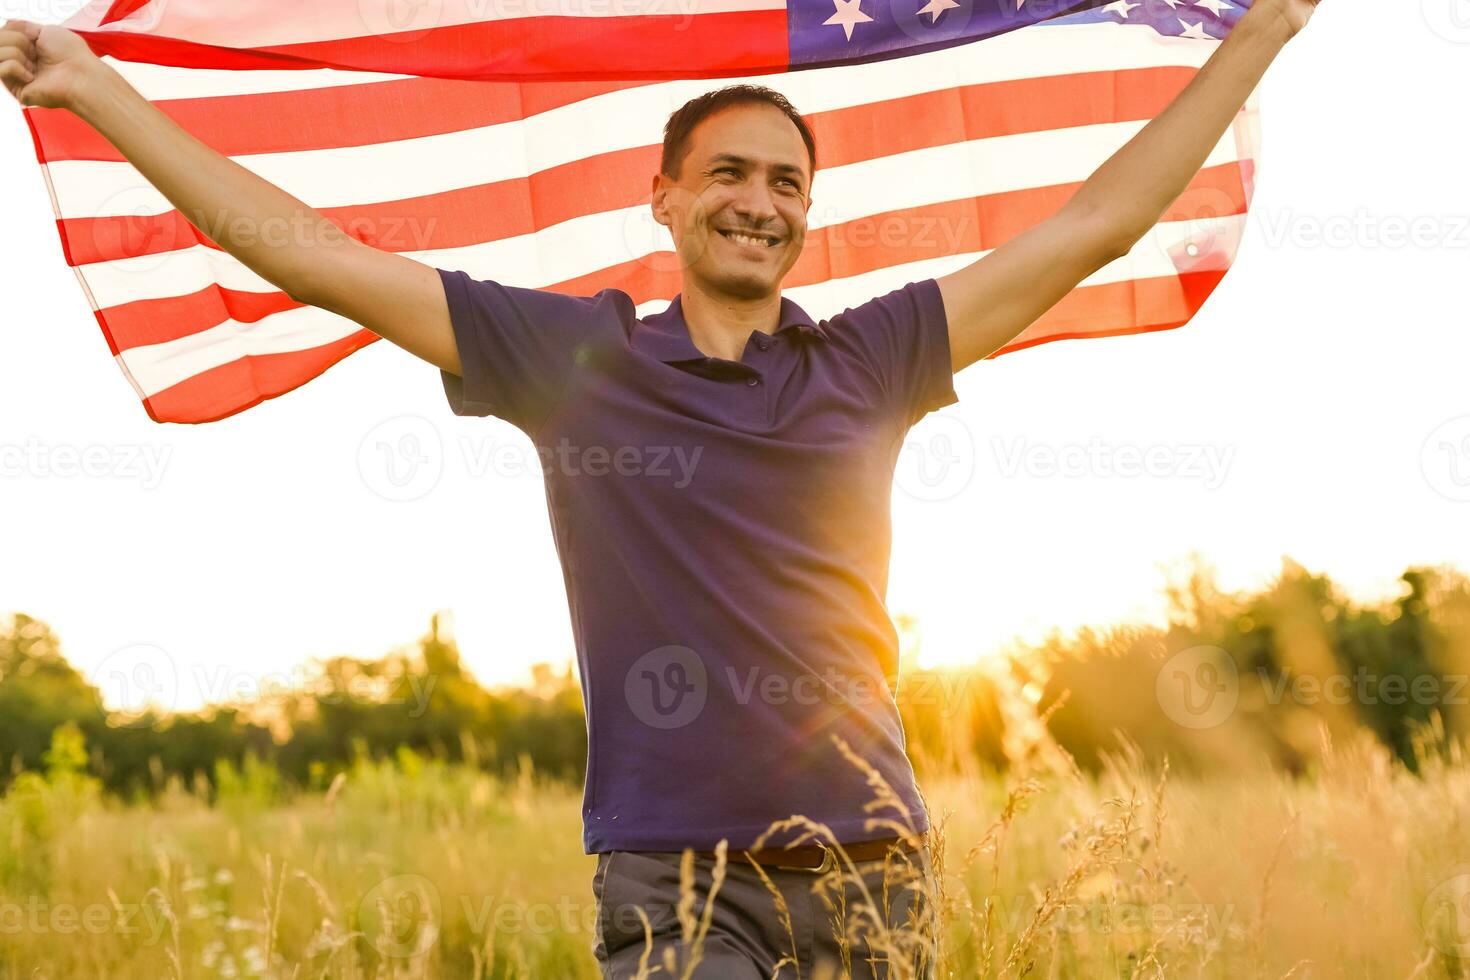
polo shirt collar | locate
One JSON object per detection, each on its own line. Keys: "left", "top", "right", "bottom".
{"left": 632, "top": 294, "right": 826, "bottom": 363}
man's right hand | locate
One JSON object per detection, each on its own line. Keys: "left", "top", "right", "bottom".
{"left": 0, "top": 20, "right": 102, "bottom": 111}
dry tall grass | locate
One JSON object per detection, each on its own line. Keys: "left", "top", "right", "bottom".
{"left": 3, "top": 714, "right": 1469, "bottom": 979}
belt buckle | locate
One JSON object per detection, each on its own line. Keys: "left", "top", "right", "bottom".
{"left": 742, "top": 843, "right": 838, "bottom": 874}
{"left": 798, "top": 844, "right": 836, "bottom": 875}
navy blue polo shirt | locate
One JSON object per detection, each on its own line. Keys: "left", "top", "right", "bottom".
{"left": 437, "top": 267, "right": 957, "bottom": 853}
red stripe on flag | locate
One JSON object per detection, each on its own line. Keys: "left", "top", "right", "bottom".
{"left": 996, "top": 270, "right": 1229, "bottom": 356}
{"left": 140, "top": 329, "right": 379, "bottom": 424}
{"left": 104, "top": 286, "right": 303, "bottom": 351}
{"left": 76, "top": 11, "right": 792, "bottom": 81}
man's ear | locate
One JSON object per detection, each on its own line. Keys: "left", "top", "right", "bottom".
{"left": 650, "top": 172, "right": 668, "bottom": 228}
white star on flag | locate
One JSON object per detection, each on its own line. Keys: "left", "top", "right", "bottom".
{"left": 1158, "top": 0, "right": 1184, "bottom": 8}
{"left": 1177, "top": 16, "right": 1212, "bottom": 37}
{"left": 1102, "top": 0, "right": 1140, "bottom": 17}
{"left": 917, "top": 0, "right": 961, "bottom": 23}
{"left": 824, "top": 0, "right": 874, "bottom": 40}
{"left": 1192, "top": 0, "right": 1234, "bottom": 15}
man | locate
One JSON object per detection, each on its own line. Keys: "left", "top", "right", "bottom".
{"left": 0, "top": 0, "right": 1319, "bottom": 974}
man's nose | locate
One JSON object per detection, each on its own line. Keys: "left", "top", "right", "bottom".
{"left": 731, "top": 180, "right": 781, "bottom": 226}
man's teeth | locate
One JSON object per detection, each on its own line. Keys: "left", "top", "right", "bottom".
{"left": 723, "top": 230, "right": 777, "bottom": 247}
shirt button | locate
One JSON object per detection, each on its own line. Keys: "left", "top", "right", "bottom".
{"left": 747, "top": 377, "right": 761, "bottom": 386}
{"left": 756, "top": 340, "right": 771, "bottom": 351}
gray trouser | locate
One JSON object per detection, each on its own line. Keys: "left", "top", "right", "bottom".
{"left": 590, "top": 845, "right": 938, "bottom": 979}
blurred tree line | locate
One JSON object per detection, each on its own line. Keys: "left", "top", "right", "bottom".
{"left": 1033, "top": 557, "right": 1470, "bottom": 775}
{"left": 0, "top": 614, "right": 586, "bottom": 798}
{"left": 3, "top": 557, "right": 1469, "bottom": 798}
{"left": 888, "top": 557, "right": 1469, "bottom": 778}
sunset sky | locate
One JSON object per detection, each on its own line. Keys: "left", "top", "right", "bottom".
{"left": 1, "top": 0, "right": 1467, "bottom": 713}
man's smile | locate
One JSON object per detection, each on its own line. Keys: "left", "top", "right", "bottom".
{"left": 716, "top": 227, "right": 784, "bottom": 250}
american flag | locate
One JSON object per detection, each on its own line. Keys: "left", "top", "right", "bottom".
{"left": 22, "top": 0, "right": 1258, "bottom": 424}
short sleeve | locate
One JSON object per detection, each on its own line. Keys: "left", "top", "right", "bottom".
{"left": 437, "top": 268, "right": 615, "bottom": 436}
{"left": 828, "top": 278, "right": 958, "bottom": 429}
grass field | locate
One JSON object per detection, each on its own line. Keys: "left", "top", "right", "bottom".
{"left": 3, "top": 729, "right": 1469, "bottom": 980}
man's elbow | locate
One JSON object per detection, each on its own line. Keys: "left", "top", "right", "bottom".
{"left": 282, "top": 280, "right": 320, "bottom": 308}
{"left": 278, "top": 237, "right": 367, "bottom": 311}
{"left": 282, "top": 268, "right": 345, "bottom": 314}
{"left": 1062, "top": 204, "right": 1142, "bottom": 268}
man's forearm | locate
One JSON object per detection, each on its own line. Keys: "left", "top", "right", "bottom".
{"left": 72, "top": 61, "right": 355, "bottom": 305}
{"left": 1069, "top": 4, "right": 1293, "bottom": 252}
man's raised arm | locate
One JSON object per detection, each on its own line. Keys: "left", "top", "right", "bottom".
{"left": 0, "top": 20, "right": 464, "bottom": 376}
{"left": 937, "top": 0, "right": 1319, "bottom": 372}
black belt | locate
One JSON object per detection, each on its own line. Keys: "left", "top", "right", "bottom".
{"left": 694, "top": 835, "right": 919, "bottom": 872}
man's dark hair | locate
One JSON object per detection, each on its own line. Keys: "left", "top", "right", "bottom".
{"left": 660, "top": 84, "right": 817, "bottom": 185}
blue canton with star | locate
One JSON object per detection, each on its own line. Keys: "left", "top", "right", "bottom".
{"left": 1052, "top": 0, "right": 1249, "bottom": 37}
{"left": 787, "top": 0, "right": 1251, "bottom": 68}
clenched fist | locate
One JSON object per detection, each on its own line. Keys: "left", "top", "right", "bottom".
{"left": 0, "top": 20, "right": 103, "bottom": 111}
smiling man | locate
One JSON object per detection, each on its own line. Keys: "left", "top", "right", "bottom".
{"left": 1, "top": 0, "right": 1321, "bottom": 973}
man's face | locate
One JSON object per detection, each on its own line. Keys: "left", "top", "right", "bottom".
{"left": 650, "top": 103, "right": 813, "bottom": 301}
